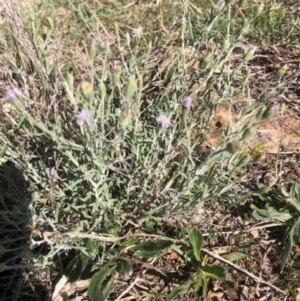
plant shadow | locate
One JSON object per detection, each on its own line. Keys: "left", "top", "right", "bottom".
{"left": 0, "top": 161, "right": 46, "bottom": 301}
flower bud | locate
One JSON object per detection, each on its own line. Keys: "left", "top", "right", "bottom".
{"left": 276, "top": 64, "right": 288, "bottom": 77}
{"left": 89, "top": 41, "right": 98, "bottom": 59}
{"left": 236, "top": 155, "right": 250, "bottom": 168}
{"left": 98, "top": 82, "right": 106, "bottom": 98}
{"left": 120, "top": 107, "right": 133, "bottom": 130}
{"left": 202, "top": 52, "right": 213, "bottom": 65}
{"left": 261, "top": 107, "right": 275, "bottom": 120}
{"left": 256, "top": 105, "right": 266, "bottom": 120}
{"left": 225, "top": 141, "right": 242, "bottom": 153}
{"left": 279, "top": 103, "right": 286, "bottom": 111}
{"left": 257, "top": 3, "right": 264, "bottom": 14}
{"left": 222, "top": 39, "right": 230, "bottom": 51}
{"left": 252, "top": 153, "right": 263, "bottom": 162}
{"left": 258, "top": 90, "right": 276, "bottom": 102}
{"left": 80, "top": 81, "right": 93, "bottom": 98}
{"left": 126, "top": 75, "right": 137, "bottom": 98}
{"left": 241, "top": 126, "right": 256, "bottom": 140}
{"left": 243, "top": 48, "right": 256, "bottom": 61}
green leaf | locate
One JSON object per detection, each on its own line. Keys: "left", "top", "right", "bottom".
{"left": 201, "top": 265, "right": 227, "bottom": 280}
{"left": 69, "top": 254, "right": 89, "bottom": 283}
{"left": 290, "top": 267, "right": 300, "bottom": 278}
{"left": 170, "top": 244, "right": 184, "bottom": 256}
{"left": 135, "top": 239, "right": 173, "bottom": 253}
{"left": 221, "top": 252, "right": 247, "bottom": 262}
{"left": 163, "top": 62, "right": 177, "bottom": 89}
{"left": 88, "top": 262, "right": 116, "bottom": 301}
{"left": 85, "top": 239, "right": 96, "bottom": 256}
{"left": 126, "top": 76, "right": 137, "bottom": 97}
{"left": 166, "top": 280, "right": 192, "bottom": 301}
{"left": 223, "top": 280, "right": 235, "bottom": 289}
{"left": 134, "top": 251, "right": 161, "bottom": 258}
{"left": 252, "top": 208, "right": 292, "bottom": 222}
{"left": 102, "top": 276, "right": 114, "bottom": 300}
{"left": 281, "top": 216, "right": 300, "bottom": 271}
{"left": 189, "top": 228, "right": 203, "bottom": 262}
{"left": 46, "top": 16, "right": 54, "bottom": 29}
{"left": 117, "top": 259, "right": 133, "bottom": 278}
{"left": 121, "top": 236, "right": 139, "bottom": 248}
{"left": 286, "top": 181, "right": 300, "bottom": 212}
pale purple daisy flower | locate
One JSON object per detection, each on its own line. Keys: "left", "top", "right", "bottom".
{"left": 131, "top": 26, "right": 142, "bottom": 38}
{"left": 156, "top": 113, "right": 171, "bottom": 128}
{"left": 182, "top": 95, "right": 193, "bottom": 108}
{"left": 77, "top": 109, "right": 91, "bottom": 126}
{"left": 5, "top": 88, "right": 22, "bottom": 102}
{"left": 181, "top": 16, "right": 187, "bottom": 24}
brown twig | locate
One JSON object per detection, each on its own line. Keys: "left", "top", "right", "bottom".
{"left": 43, "top": 230, "right": 189, "bottom": 245}
{"left": 201, "top": 248, "right": 286, "bottom": 295}
{"left": 115, "top": 277, "right": 141, "bottom": 301}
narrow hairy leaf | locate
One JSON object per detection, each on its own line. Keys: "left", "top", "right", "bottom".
{"left": 221, "top": 252, "right": 247, "bottom": 262}
{"left": 252, "top": 208, "right": 292, "bottom": 222}
{"left": 135, "top": 239, "right": 173, "bottom": 252}
{"left": 88, "top": 263, "right": 116, "bottom": 301}
{"left": 189, "top": 228, "right": 203, "bottom": 262}
{"left": 281, "top": 217, "right": 300, "bottom": 271}
{"left": 117, "top": 259, "right": 133, "bottom": 278}
{"left": 69, "top": 254, "right": 89, "bottom": 283}
{"left": 102, "top": 276, "right": 115, "bottom": 300}
{"left": 201, "top": 265, "right": 227, "bottom": 280}
{"left": 166, "top": 280, "right": 192, "bottom": 301}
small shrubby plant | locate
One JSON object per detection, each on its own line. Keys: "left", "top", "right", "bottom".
{"left": 0, "top": 0, "right": 297, "bottom": 299}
